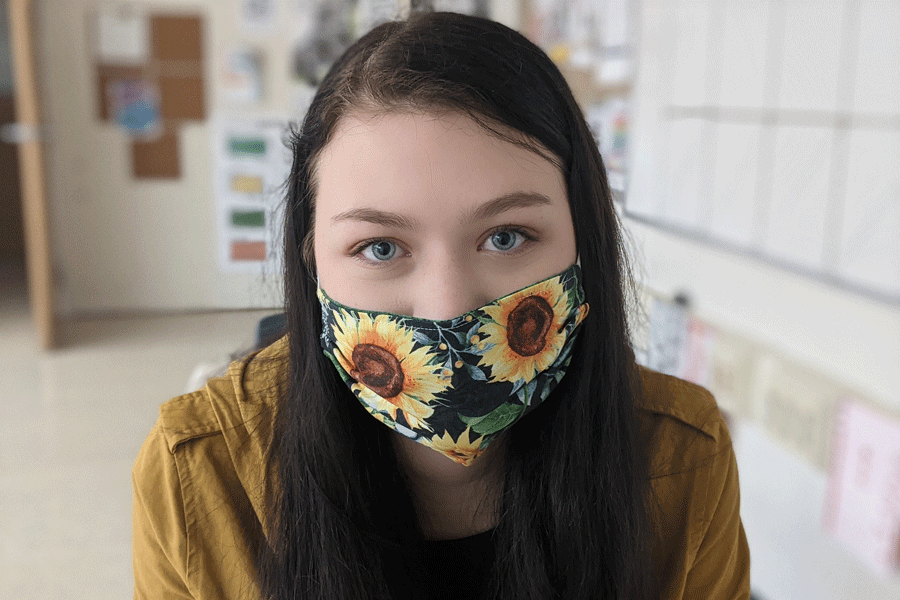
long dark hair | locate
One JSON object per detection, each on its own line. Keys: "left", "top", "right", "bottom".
{"left": 258, "top": 12, "right": 654, "bottom": 600}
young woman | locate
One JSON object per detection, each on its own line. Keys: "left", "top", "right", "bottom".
{"left": 133, "top": 12, "right": 750, "bottom": 600}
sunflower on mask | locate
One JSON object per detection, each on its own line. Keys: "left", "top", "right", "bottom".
{"left": 328, "top": 309, "right": 451, "bottom": 431}
{"left": 317, "top": 264, "right": 589, "bottom": 464}
{"left": 422, "top": 427, "right": 486, "bottom": 466}
{"left": 475, "top": 274, "right": 574, "bottom": 386}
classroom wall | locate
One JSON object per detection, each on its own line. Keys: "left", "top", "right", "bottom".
{"left": 627, "top": 1, "right": 900, "bottom": 599}
{"left": 628, "top": 223, "right": 900, "bottom": 600}
{"left": 31, "top": 1, "right": 900, "bottom": 597}
{"left": 35, "top": 0, "right": 311, "bottom": 314}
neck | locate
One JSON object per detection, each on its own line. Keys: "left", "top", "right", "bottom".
{"left": 392, "top": 432, "right": 506, "bottom": 540}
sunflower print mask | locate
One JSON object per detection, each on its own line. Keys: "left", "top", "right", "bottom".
{"left": 318, "top": 264, "right": 589, "bottom": 466}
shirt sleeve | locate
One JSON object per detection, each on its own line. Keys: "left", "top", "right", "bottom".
{"left": 132, "top": 422, "right": 194, "bottom": 599}
{"left": 683, "top": 436, "right": 751, "bottom": 599}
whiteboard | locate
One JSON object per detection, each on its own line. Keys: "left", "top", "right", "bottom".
{"left": 626, "top": 0, "right": 900, "bottom": 305}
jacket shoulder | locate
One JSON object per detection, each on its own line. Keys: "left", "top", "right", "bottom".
{"left": 636, "top": 366, "right": 732, "bottom": 477}
{"left": 156, "top": 337, "right": 287, "bottom": 453}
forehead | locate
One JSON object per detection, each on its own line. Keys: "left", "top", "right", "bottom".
{"left": 313, "top": 110, "right": 567, "bottom": 222}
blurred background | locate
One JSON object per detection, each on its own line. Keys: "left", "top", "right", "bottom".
{"left": 1, "top": 0, "right": 898, "bottom": 598}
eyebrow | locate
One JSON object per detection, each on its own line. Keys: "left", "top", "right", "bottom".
{"left": 465, "top": 191, "right": 553, "bottom": 222}
{"left": 330, "top": 191, "right": 553, "bottom": 229}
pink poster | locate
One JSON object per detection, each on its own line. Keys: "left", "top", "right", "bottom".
{"left": 823, "top": 398, "right": 900, "bottom": 577}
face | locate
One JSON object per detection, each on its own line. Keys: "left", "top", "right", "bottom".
{"left": 313, "top": 110, "right": 577, "bottom": 319}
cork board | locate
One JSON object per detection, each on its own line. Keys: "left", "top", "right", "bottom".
{"left": 150, "top": 15, "right": 203, "bottom": 62}
{"left": 158, "top": 74, "right": 206, "bottom": 121}
{"left": 131, "top": 128, "right": 180, "bottom": 179}
{"left": 95, "top": 64, "right": 145, "bottom": 121}
{"left": 92, "top": 12, "right": 206, "bottom": 179}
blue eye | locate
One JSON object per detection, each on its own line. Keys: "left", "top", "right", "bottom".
{"left": 485, "top": 229, "right": 526, "bottom": 252}
{"left": 491, "top": 230, "right": 517, "bottom": 250}
{"left": 361, "top": 240, "right": 397, "bottom": 261}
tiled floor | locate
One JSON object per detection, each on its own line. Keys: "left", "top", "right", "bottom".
{"left": 0, "top": 262, "right": 277, "bottom": 598}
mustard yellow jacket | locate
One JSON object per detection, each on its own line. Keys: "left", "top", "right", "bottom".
{"left": 133, "top": 338, "right": 750, "bottom": 599}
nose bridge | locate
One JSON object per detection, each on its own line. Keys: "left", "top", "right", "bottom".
{"left": 412, "top": 254, "right": 483, "bottom": 320}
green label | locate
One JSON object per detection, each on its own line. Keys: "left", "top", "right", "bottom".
{"left": 231, "top": 210, "right": 266, "bottom": 228}
{"left": 228, "top": 137, "right": 267, "bottom": 156}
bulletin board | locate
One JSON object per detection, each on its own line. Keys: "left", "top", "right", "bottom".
{"left": 209, "top": 0, "right": 400, "bottom": 274}
{"left": 212, "top": 116, "right": 291, "bottom": 273}
{"left": 90, "top": 10, "right": 207, "bottom": 178}
{"left": 625, "top": 0, "right": 900, "bottom": 305}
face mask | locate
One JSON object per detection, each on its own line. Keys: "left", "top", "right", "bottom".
{"left": 317, "top": 264, "right": 589, "bottom": 466}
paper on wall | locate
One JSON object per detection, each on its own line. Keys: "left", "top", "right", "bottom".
{"left": 212, "top": 115, "right": 294, "bottom": 273}
{"left": 586, "top": 98, "right": 629, "bottom": 192}
{"left": 221, "top": 48, "right": 265, "bottom": 104}
{"left": 706, "top": 328, "right": 757, "bottom": 420}
{"left": 238, "top": 0, "right": 278, "bottom": 32}
{"left": 763, "top": 360, "right": 841, "bottom": 470}
{"left": 289, "top": 0, "right": 356, "bottom": 86}
{"left": 106, "top": 79, "right": 161, "bottom": 137}
{"left": 644, "top": 295, "right": 690, "bottom": 378}
{"left": 95, "top": 10, "right": 149, "bottom": 64}
{"left": 823, "top": 399, "right": 900, "bottom": 578}
{"left": 680, "top": 317, "right": 716, "bottom": 387}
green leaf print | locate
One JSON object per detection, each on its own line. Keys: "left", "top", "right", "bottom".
{"left": 465, "top": 363, "right": 487, "bottom": 381}
{"left": 461, "top": 402, "right": 525, "bottom": 436}
{"left": 475, "top": 313, "right": 497, "bottom": 326}
{"left": 412, "top": 330, "right": 433, "bottom": 347}
{"left": 566, "top": 286, "right": 578, "bottom": 312}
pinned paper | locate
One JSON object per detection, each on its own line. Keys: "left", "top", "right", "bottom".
{"left": 91, "top": 11, "right": 206, "bottom": 179}
{"left": 597, "top": 55, "right": 631, "bottom": 84}
{"left": 586, "top": 98, "right": 629, "bottom": 192}
{"left": 96, "top": 11, "right": 149, "bottom": 64}
{"left": 680, "top": 317, "right": 716, "bottom": 387}
{"left": 106, "top": 79, "right": 160, "bottom": 136}
{"left": 601, "top": 0, "right": 631, "bottom": 48}
{"left": 231, "top": 209, "right": 266, "bottom": 228}
{"left": 289, "top": 0, "right": 355, "bottom": 87}
{"left": 432, "top": 0, "right": 483, "bottom": 16}
{"left": 230, "top": 174, "right": 265, "bottom": 194}
{"left": 824, "top": 399, "right": 900, "bottom": 578}
{"left": 213, "top": 116, "right": 293, "bottom": 272}
{"left": 644, "top": 295, "right": 689, "bottom": 377}
{"left": 706, "top": 329, "right": 757, "bottom": 420}
{"left": 132, "top": 129, "right": 180, "bottom": 178}
{"left": 231, "top": 240, "right": 267, "bottom": 261}
{"left": 238, "top": 0, "right": 277, "bottom": 32}
{"left": 229, "top": 136, "right": 267, "bottom": 157}
{"left": 763, "top": 360, "right": 841, "bottom": 469}
{"left": 222, "top": 49, "right": 264, "bottom": 103}
{"left": 357, "top": 0, "right": 401, "bottom": 31}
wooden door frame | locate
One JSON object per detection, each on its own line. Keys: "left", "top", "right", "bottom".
{"left": 8, "top": 0, "right": 55, "bottom": 349}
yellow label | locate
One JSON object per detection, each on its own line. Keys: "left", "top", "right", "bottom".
{"left": 230, "top": 175, "right": 264, "bottom": 194}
